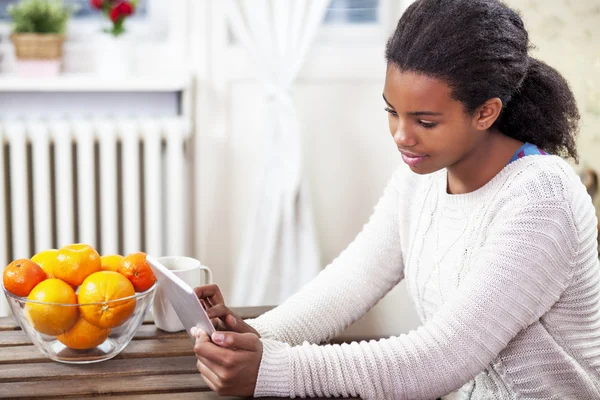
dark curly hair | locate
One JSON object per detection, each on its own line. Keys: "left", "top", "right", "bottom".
{"left": 385, "top": 0, "right": 580, "bottom": 161}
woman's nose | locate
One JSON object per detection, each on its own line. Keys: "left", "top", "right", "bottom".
{"left": 393, "top": 127, "right": 417, "bottom": 148}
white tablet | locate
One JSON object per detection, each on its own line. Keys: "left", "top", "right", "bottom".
{"left": 146, "top": 255, "right": 216, "bottom": 338}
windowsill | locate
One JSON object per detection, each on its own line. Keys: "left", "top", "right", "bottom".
{"left": 0, "top": 72, "right": 191, "bottom": 92}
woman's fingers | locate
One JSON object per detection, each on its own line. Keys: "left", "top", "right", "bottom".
{"left": 194, "top": 284, "right": 225, "bottom": 306}
{"left": 194, "top": 288, "right": 260, "bottom": 336}
{"left": 199, "top": 299, "right": 209, "bottom": 310}
{"left": 224, "top": 313, "right": 259, "bottom": 336}
{"left": 195, "top": 332, "right": 258, "bottom": 365}
{"left": 211, "top": 317, "right": 228, "bottom": 331}
{"left": 205, "top": 303, "right": 229, "bottom": 318}
{"left": 212, "top": 331, "right": 261, "bottom": 352}
{"left": 205, "top": 305, "right": 259, "bottom": 335}
{"left": 191, "top": 326, "right": 211, "bottom": 341}
{"left": 196, "top": 359, "right": 220, "bottom": 392}
{"left": 203, "top": 304, "right": 233, "bottom": 331}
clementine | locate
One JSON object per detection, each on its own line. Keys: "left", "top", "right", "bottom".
{"left": 31, "top": 249, "right": 60, "bottom": 279}
{"left": 56, "top": 316, "right": 110, "bottom": 350}
{"left": 54, "top": 244, "right": 101, "bottom": 286}
{"left": 118, "top": 252, "right": 156, "bottom": 292}
{"left": 2, "top": 259, "right": 47, "bottom": 297}
{"left": 25, "top": 279, "right": 78, "bottom": 336}
{"left": 100, "top": 254, "right": 124, "bottom": 272}
{"left": 78, "top": 271, "right": 136, "bottom": 329}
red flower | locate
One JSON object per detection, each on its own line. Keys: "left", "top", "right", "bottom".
{"left": 90, "top": 0, "right": 105, "bottom": 9}
{"left": 109, "top": 2, "right": 135, "bottom": 23}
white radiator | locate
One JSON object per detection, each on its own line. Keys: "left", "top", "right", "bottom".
{"left": 0, "top": 118, "right": 192, "bottom": 316}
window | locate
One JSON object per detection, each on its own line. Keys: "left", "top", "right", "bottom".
{"left": 324, "top": 0, "right": 379, "bottom": 25}
{"left": 0, "top": 0, "right": 148, "bottom": 21}
{"left": 319, "top": 0, "right": 402, "bottom": 45}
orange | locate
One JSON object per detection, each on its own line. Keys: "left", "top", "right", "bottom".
{"left": 54, "top": 244, "right": 101, "bottom": 287}
{"left": 57, "top": 317, "right": 110, "bottom": 350}
{"left": 78, "top": 271, "right": 136, "bottom": 329}
{"left": 100, "top": 254, "right": 123, "bottom": 272}
{"left": 118, "top": 252, "right": 156, "bottom": 292}
{"left": 2, "top": 259, "right": 47, "bottom": 297}
{"left": 31, "top": 249, "right": 60, "bottom": 279}
{"left": 25, "top": 279, "right": 78, "bottom": 336}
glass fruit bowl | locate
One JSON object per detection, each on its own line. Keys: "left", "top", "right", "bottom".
{"left": 2, "top": 282, "right": 156, "bottom": 364}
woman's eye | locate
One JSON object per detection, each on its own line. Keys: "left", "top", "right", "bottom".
{"left": 384, "top": 107, "right": 398, "bottom": 116}
{"left": 419, "top": 121, "right": 437, "bottom": 128}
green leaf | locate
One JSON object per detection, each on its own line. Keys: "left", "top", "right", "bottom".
{"left": 7, "top": 0, "right": 74, "bottom": 34}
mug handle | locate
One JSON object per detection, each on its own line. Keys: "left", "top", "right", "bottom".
{"left": 200, "top": 265, "right": 212, "bottom": 285}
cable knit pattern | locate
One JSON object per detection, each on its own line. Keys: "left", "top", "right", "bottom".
{"left": 247, "top": 156, "right": 600, "bottom": 399}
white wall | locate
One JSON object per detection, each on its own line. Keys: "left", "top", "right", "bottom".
{"left": 298, "top": 81, "right": 420, "bottom": 339}
{"left": 504, "top": 0, "right": 600, "bottom": 210}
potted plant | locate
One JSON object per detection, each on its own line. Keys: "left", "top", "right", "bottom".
{"left": 8, "top": 0, "right": 73, "bottom": 77}
{"left": 90, "top": 0, "right": 138, "bottom": 77}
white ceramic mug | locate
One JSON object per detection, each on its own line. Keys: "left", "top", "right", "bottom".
{"left": 152, "top": 256, "right": 213, "bottom": 332}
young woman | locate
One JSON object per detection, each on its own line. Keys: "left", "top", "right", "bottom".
{"left": 191, "top": 0, "right": 600, "bottom": 398}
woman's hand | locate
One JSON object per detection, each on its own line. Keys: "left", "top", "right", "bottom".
{"left": 192, "top": 327, "right": 262, "bottom": 397}
{"left": 194, "top": 284, "right": 260, "bottom": 336}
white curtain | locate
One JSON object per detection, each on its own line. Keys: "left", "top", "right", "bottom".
{"left": 227, "top": 0, "right": 329, "bottom": 306}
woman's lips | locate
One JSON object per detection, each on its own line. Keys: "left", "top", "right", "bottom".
{"left": 400, "top": 151, "right": 428, "bottom": 166}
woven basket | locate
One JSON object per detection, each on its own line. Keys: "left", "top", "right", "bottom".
{"left": 10, "top": 33, "right": 65, "bottom": 60}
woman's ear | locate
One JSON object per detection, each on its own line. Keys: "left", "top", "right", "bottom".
{"left": 473, "top": 98, "right": 503, "bottom": 131}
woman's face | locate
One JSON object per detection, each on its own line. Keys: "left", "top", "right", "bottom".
{"left": 383, "top": 65, "right": 484, "bottom": 175}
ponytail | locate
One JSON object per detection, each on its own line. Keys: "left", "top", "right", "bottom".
{"left": 494, "top": 58, "right": 580, "bottom": 161}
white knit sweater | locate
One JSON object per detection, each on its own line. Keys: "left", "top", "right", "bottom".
{"left": 246, "top": 155, "right": 600, "bottom": 399}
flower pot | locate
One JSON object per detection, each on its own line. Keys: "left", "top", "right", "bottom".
{"left": 94, "top": 33, "right": 134, "bottom": 78}
{"left": 10, "top": 33, "right": 65, "bottom": 77}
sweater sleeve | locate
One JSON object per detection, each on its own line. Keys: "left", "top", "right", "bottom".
{"left": 253, "top": 197, "right": 579, "bottom": 399}
{"left": 246, "top": 168, "right": 406, "bottom": 345}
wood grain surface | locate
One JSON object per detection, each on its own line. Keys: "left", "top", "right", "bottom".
{"left": 0, "top": 306, "right": 358, "bottom": 399}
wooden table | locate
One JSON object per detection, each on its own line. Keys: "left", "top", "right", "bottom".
{"left": 0, "top": 306, "right": 353, "bottom": 399}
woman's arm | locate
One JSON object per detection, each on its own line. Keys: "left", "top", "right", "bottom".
{"left": 246, "top": 168, "right": 407, "bottom": 345}
{"left": 253, "top": 197, "right": 580, "bottom": 399}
